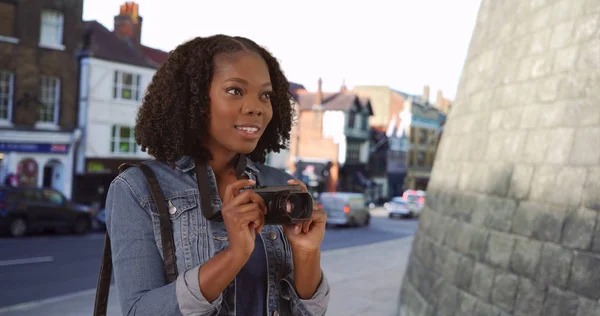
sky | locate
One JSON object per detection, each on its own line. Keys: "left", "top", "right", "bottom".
{"left": 83, "top": 0, "right": 482, "bottom": 101}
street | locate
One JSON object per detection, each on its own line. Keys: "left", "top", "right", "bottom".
{"left": 0, "top": 209, "right": 418, "bottom": 310}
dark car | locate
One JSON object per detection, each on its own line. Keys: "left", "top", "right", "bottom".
{"left": 0, "top": 186, "right": 93, "bottom": 237}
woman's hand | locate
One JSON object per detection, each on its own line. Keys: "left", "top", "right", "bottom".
{"left": 283, "top": 179, "right": 326, "bottom": 255}
{"left": 221, "top": 179, "right": 266, "bottom": 260}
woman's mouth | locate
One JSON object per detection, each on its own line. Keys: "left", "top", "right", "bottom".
{"left": 235, "top": 124, "right": 261, "bottom": 139}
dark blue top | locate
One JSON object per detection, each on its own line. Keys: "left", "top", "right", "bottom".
{"left": 235, "top": 232, "right": 268, "bottom": 315}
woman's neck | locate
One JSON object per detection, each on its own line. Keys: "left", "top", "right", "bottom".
{"left": 208, "top": 150, "right": 238, "bottom": 179}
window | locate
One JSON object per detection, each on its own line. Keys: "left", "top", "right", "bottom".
{"left": 113, "top": 71, "right": 141, "bottom": 101}
{"left": 362, "top": 114, "right": 368, "bottom": 130}
{"left": 39, "top": 10, "right": 64, "bottom": 48}
{"left": 0, "top": 70, "right": 14, "bottom": 121}
{"left": 111, "top": 125, "right": 137, "bottom": 154}
{"left": 42, "top": 189, "right": 64, "bottom": 205}
{"left": 348, "top": 111, "right": 355, "bottom": 128}
{"left": 0, "top": 2, "right": 17, "bottom": 40}
{"left": 346, "top": 142, "right": 361, "bottom": 162}
{"left": 39, "top": 76, "right": 60, "bottom": 124}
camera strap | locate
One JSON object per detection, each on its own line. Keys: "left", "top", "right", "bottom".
{"left": 195, "top": 154, "right": 248, "bottom": 221}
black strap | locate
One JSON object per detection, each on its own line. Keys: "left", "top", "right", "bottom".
{"left": 93, "top": 163, "right": 178, "bottom": 316}
{"left": 195, "top": 154, "right": 248, "bottom": 221}
{"left": 138, "top": 164, "right": 179, "bottom": 283}
{"left": 93, "top": 234, "right": 113, "bottom": 316}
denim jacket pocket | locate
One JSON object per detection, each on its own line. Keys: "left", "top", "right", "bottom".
{"left": 150, "top": 190, "right": 200, "bottom": 271}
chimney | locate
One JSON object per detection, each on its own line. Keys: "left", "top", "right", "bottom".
{"left": 340, "top": 79, "right": 347, "bottom": 93}
{"left": 315, "top": 77, "right": 323, "bottom": 106}
{"left": 437, "top": 89, "right": 443, "bottom": 107}
{"left": 422, "top": 85, "right": 430, "bottom": 104}
{"left": 114, "top": 2, "right": 142, "bottom": 47}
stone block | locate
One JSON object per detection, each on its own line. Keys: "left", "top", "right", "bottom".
{"left": 473, "top": 301, "right": 498, "bottom": 316}
{"left": 470, "top": 263, "right": 495, "bottom": 302}
{"left": 514, "top": 278, "right": 547, "bottom": 316}
{"left": 436, "top": 283, "right": 460, "bottom": 315}
{"left": 454, "top": 256, "right": 475, "bottom": 291}
{"left": 510, "top": 237, "right": 543, "bottom": 279}
{"left": 519, "top": 104, "right": 543, "bottom": 129}
{"left": 577, "top": 297, "right": 600, "bottom": 316}
{"left": 468, "top": 227, "right": 490, "bottom": 261}
{"left": 502, "top": 131, "right": 527, "bottom": 162}
{"left": 537, "top": 243, "right": 573, "bottom": 288}
{"left": 570, "top": 127, "right": 600, "bottom": 165}
{"left": 568, "top": 252, "right": 600, "bottom": 299}
{"left": 449, "top": 193, "right": 476, "bottom": 222}
{"left": 441, "top": 249, "right": 461, "bottom": 283}
{"left": 536, "top": 76, "right": 563, "bottom": 103}
{"left": 511, "top": 201, "right": 539, "bottom": 237}
{"left": 484, "top": 163, "right": 513, "bottom": 197}
{"left": 530, "top": 28, "right": 553, "bottom": 54}
{"left": 491, "top": 272, "right": 519, "bottom": 313}
{"left": 485, "top": 232, "right": 515, "bottom": 269}
{"left": 554, "top": 45, "right": 579, "bottom": 72}
{"left": 594, "top": 212, "right": 600, "bottom": 253}
{"left": 509, "top": 164, "right": 534, "bottom": 199}
{"left": 577, "top": 39, "right": 600, "bottom": 70}
{"left": 551, "top": 167, "right": 588, "bottom": 208}
{"left": 531, "top": 54, "right": 553, "bottom": 78}
{"left": 545, "top": 128, "right": 575, "bottom": 164}
{"left": 563, "top": 99, "right": 600, "bottom": 127}
{"left": 542, "top": 287, "right": 580, "bottom": 316}
{"left": 585, "top": 0, "right": 600, "bottom": 13}
{"left": 550, "top": 20, "right": 575, "bottom": 49}
{"left": 561, "top": 207, "right": 597, "bottom": 250}
{"left": 456, "top": 290, "right": 478, "bottom": 314}
{"left": 523, "top": 130, "right": 550, "bottom": 163}
{"left": 560, "top": 71, "right": 591, "bottom": 100}
{"left": 573, "top": 13, "right": 600, "bottom": 43}
{"left": 482, "top": 197, "right": 517, "bottom": 232}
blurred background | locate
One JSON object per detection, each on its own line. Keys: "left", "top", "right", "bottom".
{"left": 0, "top": 0, "right": 598, "bottom": 315}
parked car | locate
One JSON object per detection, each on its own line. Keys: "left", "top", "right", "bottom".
{"left": 319, "top": 192, "right": 371, "bottom": 227}
{"left": 386, "top": 197, "right": 412, "bottom": 218}
{"left": 402, "top": 190, "right": 426, "bottom": 216}
{"left": 0, "top": 186, "right": 93, "bottom": 237}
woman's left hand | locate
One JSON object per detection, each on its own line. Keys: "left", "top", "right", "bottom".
{"left": 283, "top": 179, "right": 326, "bottom": 255}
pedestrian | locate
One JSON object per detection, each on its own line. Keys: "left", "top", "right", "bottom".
{"left": 104, "top": 35, "right": 330, "bottom": 316}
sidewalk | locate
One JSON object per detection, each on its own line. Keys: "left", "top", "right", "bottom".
{"left": 0, "top": 237, "right": 413, "bottom": 316}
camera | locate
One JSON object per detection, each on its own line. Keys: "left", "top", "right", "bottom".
{"left": 240, "top": 185, "right": 314, "bottom": 225}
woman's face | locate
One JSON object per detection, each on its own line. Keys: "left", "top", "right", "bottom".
{"left": 207, "top": 51, "right": 274, "bottom": 158}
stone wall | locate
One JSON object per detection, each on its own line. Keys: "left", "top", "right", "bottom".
{"left": 397, "top": 0, "right": 600, "bottom": 315}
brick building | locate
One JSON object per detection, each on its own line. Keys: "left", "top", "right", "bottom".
{"left": 0, "top": 0, "right": 84, "bottom": 198}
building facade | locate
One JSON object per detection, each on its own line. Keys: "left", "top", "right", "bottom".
{"left": 73, "top": 2, "right": 168, "bottom": 205}
{"left": 287, "top": 79, "right": 376, "bottom": 200}
{"left": 0, "top": 0, "right": 84, "bottom": 199}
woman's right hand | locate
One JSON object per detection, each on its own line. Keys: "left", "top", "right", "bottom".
{"left": 221, "top": 179, "right": 266, "bottom": 260}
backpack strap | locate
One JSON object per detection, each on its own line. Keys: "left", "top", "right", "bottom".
{"left": 93, "top": 163, "right": 178, "bottom": 316}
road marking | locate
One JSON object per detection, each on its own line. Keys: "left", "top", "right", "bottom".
{"left": 0, "top": 288, "right": 100, "bottom": 314}
{"left": 0, "top": 256, "right": 54, "bottom": 267}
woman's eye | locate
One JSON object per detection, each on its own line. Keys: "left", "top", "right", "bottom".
{"left": 226, "top": 88, "right": 242, "bottom": 96}
{"left": 262, "top": 92, "right": 272, "bottom": 99}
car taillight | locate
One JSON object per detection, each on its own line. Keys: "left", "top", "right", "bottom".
{"left": 343, "top": 205, "right": 350, "bottom": 213}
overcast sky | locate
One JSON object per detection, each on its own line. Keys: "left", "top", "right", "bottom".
{"left": 83, "top": 0, "right": 482, "bottom": 101}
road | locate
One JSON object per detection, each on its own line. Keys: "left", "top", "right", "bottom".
{"left": 0, "top": 208, "right": 418, "bottom": 309}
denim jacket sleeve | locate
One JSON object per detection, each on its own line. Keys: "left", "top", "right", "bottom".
{"left": 106, "top": 174, "right": 221, "bottom": 316}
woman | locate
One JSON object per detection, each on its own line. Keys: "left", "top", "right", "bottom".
{"left": 105, "top": 35, "right": 330, "bottom": 316}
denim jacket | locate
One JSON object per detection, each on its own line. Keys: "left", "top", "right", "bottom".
{"left": 105, "top": 156, "right": 330, "bottom": 316}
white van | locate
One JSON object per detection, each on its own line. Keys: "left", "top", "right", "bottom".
{"left": 318, "top": 192, "right": 370, "bottom": 227}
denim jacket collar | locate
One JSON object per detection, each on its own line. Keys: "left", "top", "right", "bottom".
{"left": 174, "top": 155, "right": 260, "bottom": 175}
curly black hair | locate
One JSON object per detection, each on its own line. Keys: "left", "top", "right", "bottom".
{"left": 135, "top": 35, "right": 295, "bottom": 164}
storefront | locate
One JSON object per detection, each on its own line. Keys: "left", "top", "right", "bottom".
{"left": 294, "top": 159, "right": 332, "bottom": 198}
{"left": 0, "top": 131, "right": 77, "bottom": 199}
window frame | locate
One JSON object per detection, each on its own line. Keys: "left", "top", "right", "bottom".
{"left": 38, "top": 75, "right": 61, "bottom": 125}
{"left": 39, "top": 9, "right": 64, "bottom": 49}
{"left": 113, "top": 71, "right": 141, "bottom": 101}
{"left": 0, "top": 70, "right": 14, "bottom": 123}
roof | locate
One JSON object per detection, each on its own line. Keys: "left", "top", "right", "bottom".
{"left": 289, "top": 81, "right": 306, "bottom": 100}
{"left": 296, "top": 91, "right": 374, "bottom": 115}
{"left": 82, "top": 21, "right": 167, "bottom": 69}
{"left": 142, "top": 45, "right": 169, "bottom": 66}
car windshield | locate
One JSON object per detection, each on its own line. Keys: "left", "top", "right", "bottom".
{"left": 319, "top": 197, "right": 345, "bottom": 210}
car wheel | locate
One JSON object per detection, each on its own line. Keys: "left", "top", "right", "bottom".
{"left": 364, "top": 214, "right": 371, "bottom": 226}
{"left": 9, "top": 218, "right": 27, "bottom": 237}
{"left": 73, "top": 217, "right": 90, "bottom": 235}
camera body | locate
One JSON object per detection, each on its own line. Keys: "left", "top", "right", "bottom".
{"left": 240, "top": 184, "right": 314, "bottom": 225}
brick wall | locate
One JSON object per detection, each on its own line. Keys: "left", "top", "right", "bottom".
{"left": 398, "top": 0, "right": 600, "bottom": 315}
{"left": 0, "top": 0, "right": 83, "bottom": 128}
